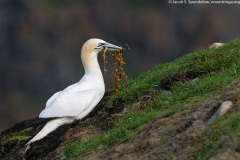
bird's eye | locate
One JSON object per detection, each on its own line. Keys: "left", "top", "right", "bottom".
{"left": 94, "top": 43, "right": 106, "bottom": 51}
{"left": 98, "top": 43, "right": 105, "bottom": 47}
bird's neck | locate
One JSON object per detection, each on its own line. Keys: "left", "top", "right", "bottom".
{"left": 83, "top": 57, "right": 103, "bottom": 78}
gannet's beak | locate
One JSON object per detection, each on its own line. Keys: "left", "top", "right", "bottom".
{"left": 104, "top": 43, "right": 122, "bottom": 51}
{"left": 98, "top": 42, "right": 122, "bottom": 51}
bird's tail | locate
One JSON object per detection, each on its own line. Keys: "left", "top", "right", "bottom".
{"left": 26, "top": 117, "right": 74, "bottom": 146}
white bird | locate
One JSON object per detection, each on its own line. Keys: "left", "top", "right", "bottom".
{"left": 25, "top": 38, "right": 122, "bottom": 150}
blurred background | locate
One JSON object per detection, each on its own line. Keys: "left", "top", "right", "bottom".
{"left": 0, "top": 0, "right": 239, "bottom": 131}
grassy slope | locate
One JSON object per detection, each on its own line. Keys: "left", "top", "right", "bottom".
{"left": 65, "top": 39, "right": 240, "bottom": 159}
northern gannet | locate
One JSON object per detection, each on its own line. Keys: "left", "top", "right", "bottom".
{"left": 25, "top": 38, "right": 122, "bottom": 150}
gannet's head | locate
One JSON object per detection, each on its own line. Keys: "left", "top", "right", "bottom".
{"left": 81, "top": 38, "right": 122, "bottom": 68}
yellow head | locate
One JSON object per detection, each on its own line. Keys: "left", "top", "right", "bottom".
{"left": 81, "top": 38, "right": 122, "bottom": 69}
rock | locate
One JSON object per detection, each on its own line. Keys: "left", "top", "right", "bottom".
{"left": 207, "top": 101, "right": 233, "bottom": 124}
{"left": 209, "top": 42, "right": 224, "bottom": 49}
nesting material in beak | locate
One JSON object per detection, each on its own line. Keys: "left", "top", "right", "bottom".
{"left": 100, "top": 43, "right": 130, "bottom": 91}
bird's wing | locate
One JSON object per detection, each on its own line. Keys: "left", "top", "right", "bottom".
{"left": 39, "top": 89, "right": 97, "bottom": 118}
{"left": 46, "top": 91, "right": 61, "bottom": 108}
{"left": 45, "top": 83, "right": 78, "bottom": 108}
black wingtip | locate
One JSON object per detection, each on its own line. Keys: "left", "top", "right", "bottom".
{"left": 18, "top": 117, "right": 56, "bottom": 132}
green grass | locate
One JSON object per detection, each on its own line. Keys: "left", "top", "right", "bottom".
{"left": 8, "top": 135, "right": 30, "bottom": 141}
{"left": 65, "top": 39, "right": 240, "bottom": 158}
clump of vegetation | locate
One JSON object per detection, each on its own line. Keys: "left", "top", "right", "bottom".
{"left": 100, "top": 44, "right": 129, "bottom": 91}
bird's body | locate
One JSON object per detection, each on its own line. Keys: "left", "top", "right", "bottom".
{"left": 25, "top": 38, "right": 122, "bottom": 149}
{"left": 39, "top": 71, "right": 105, "bottom": 119}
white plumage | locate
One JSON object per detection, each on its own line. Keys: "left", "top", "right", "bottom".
{"left": 25, "top": 38, "right": 122, "bottom": 149}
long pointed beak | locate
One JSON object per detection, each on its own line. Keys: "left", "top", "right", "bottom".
{"left": 104, "top": 43, "right": 122, "bottom": 51}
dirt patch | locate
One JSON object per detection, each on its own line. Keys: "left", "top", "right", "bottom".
{"left": 132, "top": 95, "right": 156, "bottom": 111}
{"left": 88, "top": 79, "right": 240, "bottom": 160}
{"left": 157, "top": 69, "right": 210, "bottom": 91}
